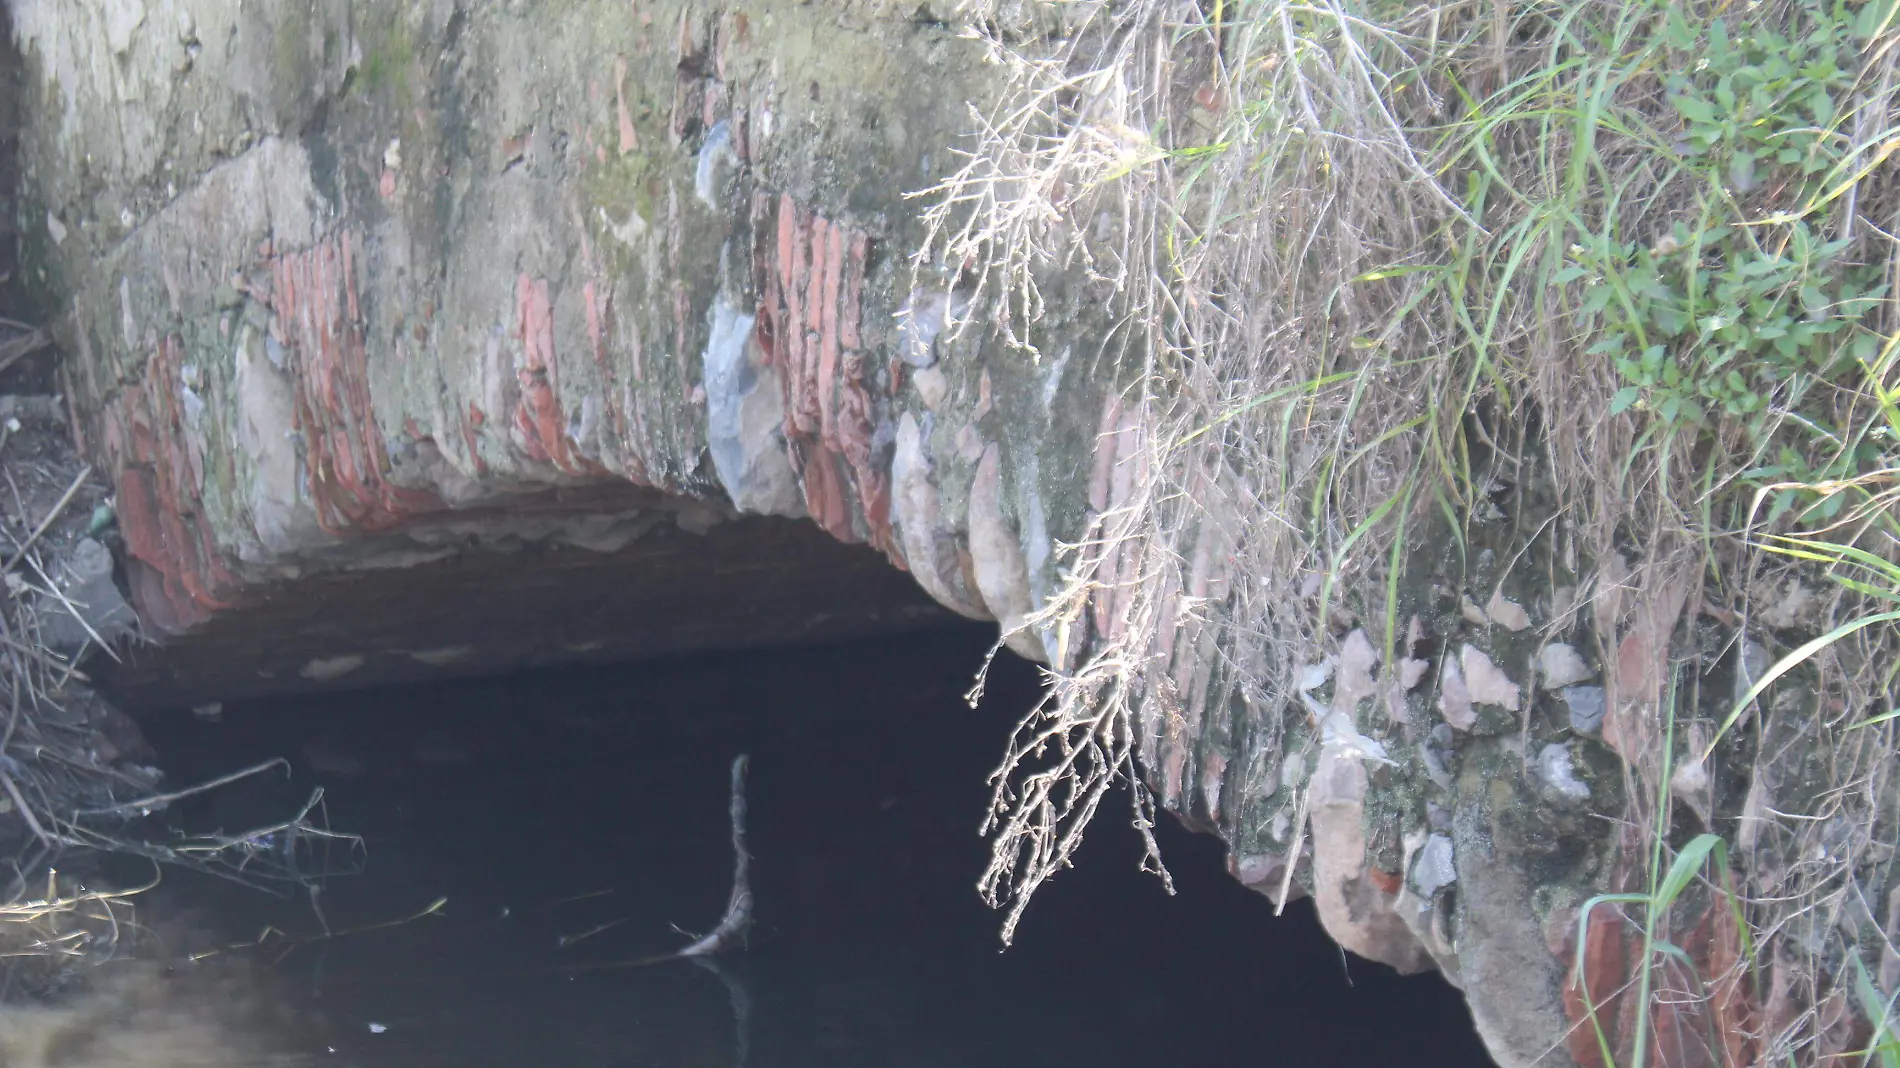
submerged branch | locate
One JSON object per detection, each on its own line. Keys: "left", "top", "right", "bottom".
{"left": 678, "top": 753, "right": 752, "bottom": 959}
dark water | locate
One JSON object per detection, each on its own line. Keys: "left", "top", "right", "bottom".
{"left": 129, "top": 629, "right": 1493, "bottom": 1068}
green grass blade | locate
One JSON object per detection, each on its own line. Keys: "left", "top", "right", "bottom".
{"left": 1655, "top": 833, "right": 1725, "bottom": 912}
{"left": 1711, "top": 611, "right": 1900, "bottom": 755}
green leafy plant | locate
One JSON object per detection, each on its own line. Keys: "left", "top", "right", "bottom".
{"left": 1560, "top": 1, "right": 1890, "bottom": 505}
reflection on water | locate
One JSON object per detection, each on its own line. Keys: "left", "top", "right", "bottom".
{"left": 49, "top": 631, "right": 1492, "bottom": 1067}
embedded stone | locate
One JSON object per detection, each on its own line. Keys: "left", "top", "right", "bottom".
{"left": 1562, "top": 685, "right": 1606, "bottom": 736}
{"left": 1537, "top": 642, "right": 1593, "bottom": 689}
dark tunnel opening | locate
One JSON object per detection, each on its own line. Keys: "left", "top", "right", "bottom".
{"left": 104, "top": 627, "right": 1495, "bottom": 1068}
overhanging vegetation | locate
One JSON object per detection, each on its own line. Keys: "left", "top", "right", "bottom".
{"left": 928, "top": 0, "right": 1900, "bottom": 1061}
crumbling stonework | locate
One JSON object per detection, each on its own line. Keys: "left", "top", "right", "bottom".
{"left": 16, "top": 0, "right": 1086, "bottom": 639}
{"left": 6, "top": 3, "right": 1826, "bottom": 1065}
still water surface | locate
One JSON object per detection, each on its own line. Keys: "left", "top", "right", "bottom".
{"left": 113, "top": 631, "right": 1491, "bottom": 1068}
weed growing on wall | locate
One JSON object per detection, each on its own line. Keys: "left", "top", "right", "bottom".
{"left": 927, "top": 0, "right": 1900, "bottom": 1060}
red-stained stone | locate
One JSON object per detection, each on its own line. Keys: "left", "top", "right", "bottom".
{"left": 101, "top": 232, "right": 691, "bottom": 639}
{"left": 803, "top": 216, "right": 828, "bottom": 342}
{"left": 1638, "top": 894, "right": 1756, "bottom": 1068}
{"left": 100, "top": 335, "right": 247, "bottom": 635}
{"left": 515, "top": 274, "right": 602, "bottom": 476}
{"left": 513, "top": 276, "right": 554, "bottom": 465}
{"left": 1366, "top": 867, "right": 1401, "bottom": 896}
{"left": 581, "top": 280, "right": 644, "bottom": 482}
{"left": 798, "top": 445, "right": 853, "bottom": 542}
{"left": 670, "top": 80, "right": 702, "bottom": 146}
{"left": 775, "top": 193, "right": 796, "bottom": 311}
{"left": 802, "top": 215, "right": 829, "bottom": 439}
{"left": 1564, "top": 900, "right": 1630, "bottom": 1068}
{"left": 460, "top": 408, "right": 488, "bottom": 475}
{"left": 837, "top": 349, "right": 893, "bottom": 555}
{"left": 1560, "top": 854, "right": 1765, "bottom": 1068}
{"left": 669, "top": 12, "right": 706, "bottom": 147}
{"left": 752, "top": 194, "right": 892, "bottom": 552}
{"left": 116, "top": 467, "right": 204, "bottom": 633}
{"left": 753, "top": 301, "right": 778, "bottom": 366}
{"left": 835, "top": 350, "right": 874, "bottom": 471}
{"left": 272, "top": 232, "right": 445, "bottom": 536}
{"left": 1704, "top": 898, "right": 1756, "bottom": 1068}
{"left": 817, "top": 221, "right": 845, "bottom": 443}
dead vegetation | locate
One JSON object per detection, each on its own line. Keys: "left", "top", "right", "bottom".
{"left": 924, "top": 0, "right": 1900, "bottom": 1060}
{"left": 0, "top": 324, "right": 361, "bottom": 999}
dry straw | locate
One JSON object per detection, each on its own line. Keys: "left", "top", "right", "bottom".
{"left": 0, "top": 328, "right": 360, "bottom": 990}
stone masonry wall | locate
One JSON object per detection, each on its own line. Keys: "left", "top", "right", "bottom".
{"left": 2, "top": 4, "right": 1707, "bottom": 1065}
